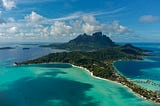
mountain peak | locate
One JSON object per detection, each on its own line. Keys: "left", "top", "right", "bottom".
{"left": 92, "top": 32, "right": 103, "bottom": 36}
{"left": 65, "top": 32, "right": 115, "bottom": 50}
{"left": 41, "top": 32, "right": 116, "bottom": 51}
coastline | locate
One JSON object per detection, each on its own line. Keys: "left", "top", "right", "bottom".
{"left": 71, "top": 64, "right": 160, "bottom": 104}
{"left": 71, "top": 64, "right": 121, "bottom": 85}
{"left": 14, "top": 54, "right": 160, "bottom": 104}
{"left": 15, "top": 61, "right": 160, "bottom": 104}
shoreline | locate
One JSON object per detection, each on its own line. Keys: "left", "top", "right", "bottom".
{"left": 71, "top": 64, "right": 160, "bottom": 104}
{"left": 71, "top": 64, "right": 121, "bottom": 85}
{"left": 15, "top": 62, "right": 160, "bottom": 104}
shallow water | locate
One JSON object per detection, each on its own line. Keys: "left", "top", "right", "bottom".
{"left": 0, "top": 42, "right": 158, "bottom": 106}
{"left": 0, "top": 64, "right": 158, "bottom": 106}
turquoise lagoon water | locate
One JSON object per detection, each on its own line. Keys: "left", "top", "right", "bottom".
{"left": 0, "top": 43, "right": 158, "bottom": 106}
{"left": 114, "top": 43, "right": 160, "bottom": 91}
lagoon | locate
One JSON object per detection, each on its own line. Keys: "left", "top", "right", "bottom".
{"left": 0, "top": 42, "right": 158, "bottom": 106}
{"left": 114, "top": 43, "right": 160, "bottom": 91}
{"left": 0, "top": 64, "right": 158, "bottom": 106}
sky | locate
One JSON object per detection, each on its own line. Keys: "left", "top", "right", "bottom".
{"left": 0, "top": 0, "right": 160, "bottom": 42}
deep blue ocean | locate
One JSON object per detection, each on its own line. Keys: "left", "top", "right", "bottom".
{"left": 0, "top": 42, "right": 159, "bottom": 106}
{"left": 114, "top": 43, "right": 160, "bottom": 91}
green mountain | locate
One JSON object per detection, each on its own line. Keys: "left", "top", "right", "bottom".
{"left": 16, "top": 32, "right": 158, "bottom": 103}
{"left": 40, "top": 32, "right": 149, "bottom": 55}
{"left": 41, "top": 32, "right": 115, "bottom": 51}
{"left": 119, "top": 44, "right": 150, "bottom": 55}
{"left": 67, "top": 32, "right": 115, "bottom": 48}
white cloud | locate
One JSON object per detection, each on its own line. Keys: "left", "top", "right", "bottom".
{"left": 82, "top": 15, "right": 99, "bottom": 25}
{"left": 2, "top": 0, "right": 16, "bottom": 10}
{"left": 0, "top": 11, "right": 133, "bottom": 41}
{"left": 139, "top": 15, "right": 160, "bottom": 23}
{"left": 50, "top": 21, "right": 72, "bottom": 36}
{"left": 69, "top": 20, "right": 82, "bottom": 33}
{"left": 0, "top": 11, "right": 2, "bottom": 17}
{"left": 7, "top": 17, "right": 15, "bottom": 22}
{"left": 51, "top": 7, "right": 126, "bottom": 21}
{"left": 1, "top": 0, "right": 56, "bottom": 11}
{"left": 7, "top": 26, "right": 18, "bottom": 33}
{"left": 17, "top": 0, "right": 58, "bottom": 4}
{"left": 25, "top": 11, "right": 44, "bottom": 22}
{"left": 82, "top": 15, "right": 104, "bottom": 34}
{"left": 107, "top": 21, "right": 132, "bottom": 35}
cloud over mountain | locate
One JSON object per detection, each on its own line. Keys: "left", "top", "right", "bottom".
{"left": 0, "top": 11, "right": 133, "bottom": 41}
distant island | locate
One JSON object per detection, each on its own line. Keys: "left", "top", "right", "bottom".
{"left": 0, "top": 47, "right": 15, "bottom": 50}
{"left": 16, "top": 32, "right": 160, "bottom": 103}
{"left": 20, "top": 43, "right": 39, "bottom": 46}
{"left": 22, "top": 48, "right": 30, "bottom": 50}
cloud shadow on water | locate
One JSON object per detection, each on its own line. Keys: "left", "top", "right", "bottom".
{"left": 0, "top": 71, "right": 98, "bottom": 106}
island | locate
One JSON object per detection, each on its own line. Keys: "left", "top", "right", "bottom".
{"left": 15, "top": 32, "right": 160, "bottom": 103}
{"left": 22, "top": 48, "right": 30, "bottom": 50}
{"left": 20, "top": 43, "right": 39, "bottom": 46}
{"left": 0, "top": 47, "right": 15, "bottom": 50}
{"left": 39, "top": 32, "right": 116, "bottom": 51}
